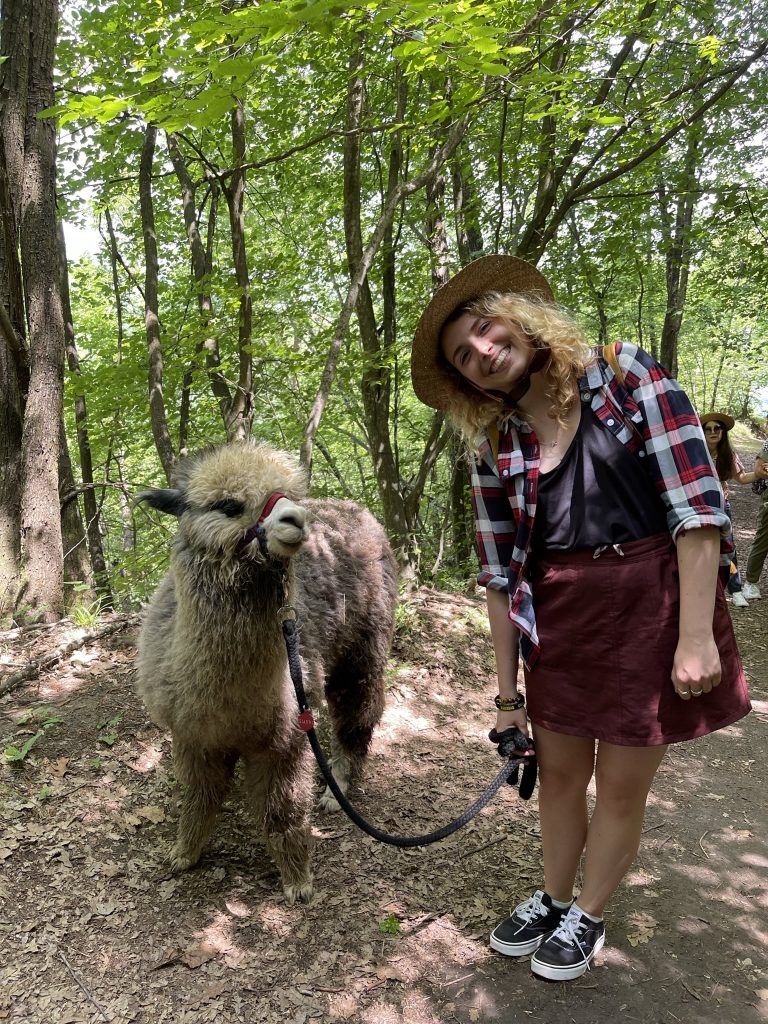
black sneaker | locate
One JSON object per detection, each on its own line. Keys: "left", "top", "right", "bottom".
{"left": 530, "top": 904, "right": 606, "bottom": 980}
{"left": 490, "top": 890, "right": 571, "bottom": 957}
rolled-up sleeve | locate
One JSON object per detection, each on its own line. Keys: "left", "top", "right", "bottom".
{"left": 470, "top": 444, "right": 515, "bottom": 592}
{"left": 629, "top": 352, "right": 729, "bottom": 540}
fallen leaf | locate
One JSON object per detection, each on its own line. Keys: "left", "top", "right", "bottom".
{"left": 50, "top": 757, "right": 70, "bottom": 778}
{"left": 181, "top": 941, "right": 219, "bottom": 969}
{"left": 135, "top": 805, "right": 165, "bottom": 823}
{"left": 375, "top": 965, "right": 407, "bottom": 983}
{"left": 627, "top": 912, "right": 657, "bottom": 946}
{"left": 92, "top": 900, "right": 117, "bottom": 917}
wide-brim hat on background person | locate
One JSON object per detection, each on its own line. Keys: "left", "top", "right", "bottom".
{"left": 700, "top": 412, "right": 735, "bottom": 431}
{"left": 410, "top": 254, "right": 555, "bottom": 411}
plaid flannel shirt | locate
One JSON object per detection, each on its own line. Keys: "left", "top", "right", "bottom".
{"left": 471, "top": 342, "right": 731, "bottom": 669}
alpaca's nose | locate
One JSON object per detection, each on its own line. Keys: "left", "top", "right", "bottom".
{"left": 266, "top": 499, "right": 308, "bottom": 551}
{"left": 278, "top": 508, "right": 306, "bottom": 531}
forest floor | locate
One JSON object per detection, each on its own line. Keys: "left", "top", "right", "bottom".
{"left": 2, "top": 455, "right": 767, "bottom": 1024}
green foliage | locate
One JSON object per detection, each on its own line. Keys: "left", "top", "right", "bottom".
{"left": 71, "top": 600, "right": 104, "bottom": 628}
{"left": 51, "top": 0, "right": 768, "bottom": 601}
{"left": 378, "top": 913, "right": 401, "bottom": 936}
{"left": 4, "top": 712, "right": 63, "bottom": 767}
{"left": 97, "top": 714, "right": 123, "bottom": 747}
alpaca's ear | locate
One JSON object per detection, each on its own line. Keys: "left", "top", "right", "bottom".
{"left": 138, "top": 488, "right": 187, "bottom": 517}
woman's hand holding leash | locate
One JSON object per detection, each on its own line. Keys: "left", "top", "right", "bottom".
{"left": 488, "top": 703, "right": 537, "bottom": 800}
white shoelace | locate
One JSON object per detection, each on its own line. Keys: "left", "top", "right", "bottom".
{"left": 550, "top": 907, "right": 593, "bottom": 969}
{"left": 513, "top": 890, "right": 548, "bottom": 932}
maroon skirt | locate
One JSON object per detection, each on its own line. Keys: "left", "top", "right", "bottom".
{"left": 523, "top": 533, "right": 751, "bottom": 746}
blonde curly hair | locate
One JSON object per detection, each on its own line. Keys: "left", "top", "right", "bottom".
{"left": 438, "top": 292, "right": 593, "bottom": 448}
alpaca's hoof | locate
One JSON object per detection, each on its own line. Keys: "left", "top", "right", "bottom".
{"left": 169, "top": 844, "right": 199, "bottom": 873}
{"left": 318, "top": 788, "right": 342, "bottom": 813}
{"left": 284, "top": 878, "right": 314, "bottom": 905}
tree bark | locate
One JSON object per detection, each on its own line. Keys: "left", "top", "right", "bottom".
{"left": 449, "top": 156, "right": 485, "bottom": 568}
{"left": 341, "top": 38, "right": 415, "bottom": 561}
{"left": 301, "top": 82, "right": 469, "bottom": 471}
{"left": 222, "top": 100, "right": 253, "bottom": 441}
{"left": 57, "top": 219, "right": 111, "bottom": 603}
{"left": 58, "top": 415, "right": 93, "bottom": 599}
{"left": 658, "top": 130, "right": 700, "bottom": 377}
{"left": 0, "top": 0, "right": 31, "bottom": 620}
{"left": 16, "top": 0, "right": 66, "bottom": 622}
{"left": 139, "top": 123, "right": 176, "bottom": 483}
{"left": 167, "top": 133, "right": 231, "bottom": 451}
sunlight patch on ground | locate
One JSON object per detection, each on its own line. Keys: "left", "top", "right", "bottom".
{"left": 33, "top": 666, "right": 92, "bottom": 701}
{"left": 127, "top": 740, "right": 165, "bottom": 773}
{"left": 378, "top": 702, "right": 434, "bottom": 738}
{"left": 257, "top": 902, "right": 297, "bottom": 938}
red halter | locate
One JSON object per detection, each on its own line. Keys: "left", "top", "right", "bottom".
{"left": 235, "top": 492, "right": 288, "bottom": 557}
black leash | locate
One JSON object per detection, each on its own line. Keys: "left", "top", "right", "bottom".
{"left": 281, "top": 615, "right": 537, "bottom": 848}
{"left": 243, "top": 522, "right": 537, "bottom": 848}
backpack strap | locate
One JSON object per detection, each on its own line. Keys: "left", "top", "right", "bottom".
{"left": 601, "top": 341, "right": 625, "bottom": 388}
{"left": 488, "top": 422, "right": 500, "bottom": 463}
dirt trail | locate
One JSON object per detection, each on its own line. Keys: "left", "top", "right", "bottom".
{"left": 1, "top": 456, "right": 767, "bottom": 1024}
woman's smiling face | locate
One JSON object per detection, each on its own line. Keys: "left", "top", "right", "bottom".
{"left": 440, "top": 311, "right": 533, "bottom": 394}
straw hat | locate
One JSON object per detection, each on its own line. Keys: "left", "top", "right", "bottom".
{"left": 700, "top": 412, "right": 735, "bottom": 431}
{"left": 410, "top": 254, "right": 555, "bottom": 410}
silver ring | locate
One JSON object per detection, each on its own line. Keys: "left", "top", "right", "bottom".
{"left": 690, "top": 688, "right": 704, "bottom": 696}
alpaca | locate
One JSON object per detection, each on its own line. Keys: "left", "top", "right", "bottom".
{"left": 135, "top": 441, "right": 397, "bottom": 903}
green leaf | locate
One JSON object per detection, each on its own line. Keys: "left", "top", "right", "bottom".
{"left": 4, "top": 731, "right": 43, "bottom": 764}
{"left": 378, "top": 913, "right": 401, "bottom": 935}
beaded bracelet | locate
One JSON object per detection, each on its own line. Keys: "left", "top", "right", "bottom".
{"left": 494, "top": 692, "right": 526, "bottom": 712}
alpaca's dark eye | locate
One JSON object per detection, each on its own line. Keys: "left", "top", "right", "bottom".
{"left": 209, "top": 499, "right": 245, "bottom": 518}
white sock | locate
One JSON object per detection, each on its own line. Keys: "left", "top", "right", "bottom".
{"left": 549, "top": 895, "right": 572, "bottom": 909}
{"left": 573, "top": 902, "right": 603, "bottom": 923}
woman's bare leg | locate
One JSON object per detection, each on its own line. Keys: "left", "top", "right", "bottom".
{"left": 532, "top": 725, "right": 596, "bottom": 903}
{"left": 577, "top": 740, "right": 668, "bottom": 917}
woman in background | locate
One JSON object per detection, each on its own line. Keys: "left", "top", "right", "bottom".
{"left": 700, "top": 412, "right": 766, "bottom": 608}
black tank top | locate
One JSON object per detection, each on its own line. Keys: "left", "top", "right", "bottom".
{"left": 533, "top": 403, "right": 668, "bottom": 552}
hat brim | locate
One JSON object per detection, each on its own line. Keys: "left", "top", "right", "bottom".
{"left": 410, "top": 255, "right": 554, "bottom": 411}
{"left": 700, "top": 412, "right": 735, "bottom": 431}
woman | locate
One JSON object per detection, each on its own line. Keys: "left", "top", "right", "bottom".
{"left": 699, "top": 411, "right": 765, "bottom": 608}
{"left": 410, "top": 255, "right": 751, "bottom": 982}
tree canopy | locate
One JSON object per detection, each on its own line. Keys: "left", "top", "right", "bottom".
{"left": 1, "top": 0, "right": 767, "bottom": 619}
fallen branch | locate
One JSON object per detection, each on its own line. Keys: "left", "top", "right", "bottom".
{"left": 0, "top": 615, "right": 139, "bottom": 698}
{"left": 58, "top": 950, "right": 110, "bottom": 1022}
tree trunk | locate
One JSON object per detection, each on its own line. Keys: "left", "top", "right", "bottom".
{"left": 167, "top": 133, "right": 231, "bottom": 451}
{"left": 300, "top": 101, "right": 469, "bottom": 471}
{"left": 58, "top": 416, "right": 93, "bottom": 600}
{"left": 657, "top": 129, "right": 700, "bottom": 377}
{"left": 58, "top": 218, "right": 111, "bottom": 603}
{"left": 0, "top": 0, "right": 31, "bottom": 620}
{"left": 16, "top": 0, "right": 65, "bottom": 622}
{"left": 139, "top": 123, "right": 176, "bottom": 483}
{"left": 222, "top": 100, "right": 253, "bottom": 441}
{"left": 449, "top": 156, "right": 485, "bottom": 569}
{"left": 342, "top": 37, "right": 413, "bottom": 561}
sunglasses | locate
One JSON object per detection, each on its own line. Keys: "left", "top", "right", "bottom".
{"left": 704, "top": 425, "right": 723, "bottom": 434}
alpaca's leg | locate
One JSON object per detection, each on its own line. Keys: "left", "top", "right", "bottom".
{"left": 319, "top": 655, "right": 386, "bottom": 813}
{"left": 169, "top": 745, "right": 236, "bottom": 872}
{"left": 245, "top": 751, "right": 314, "bottom": 905}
